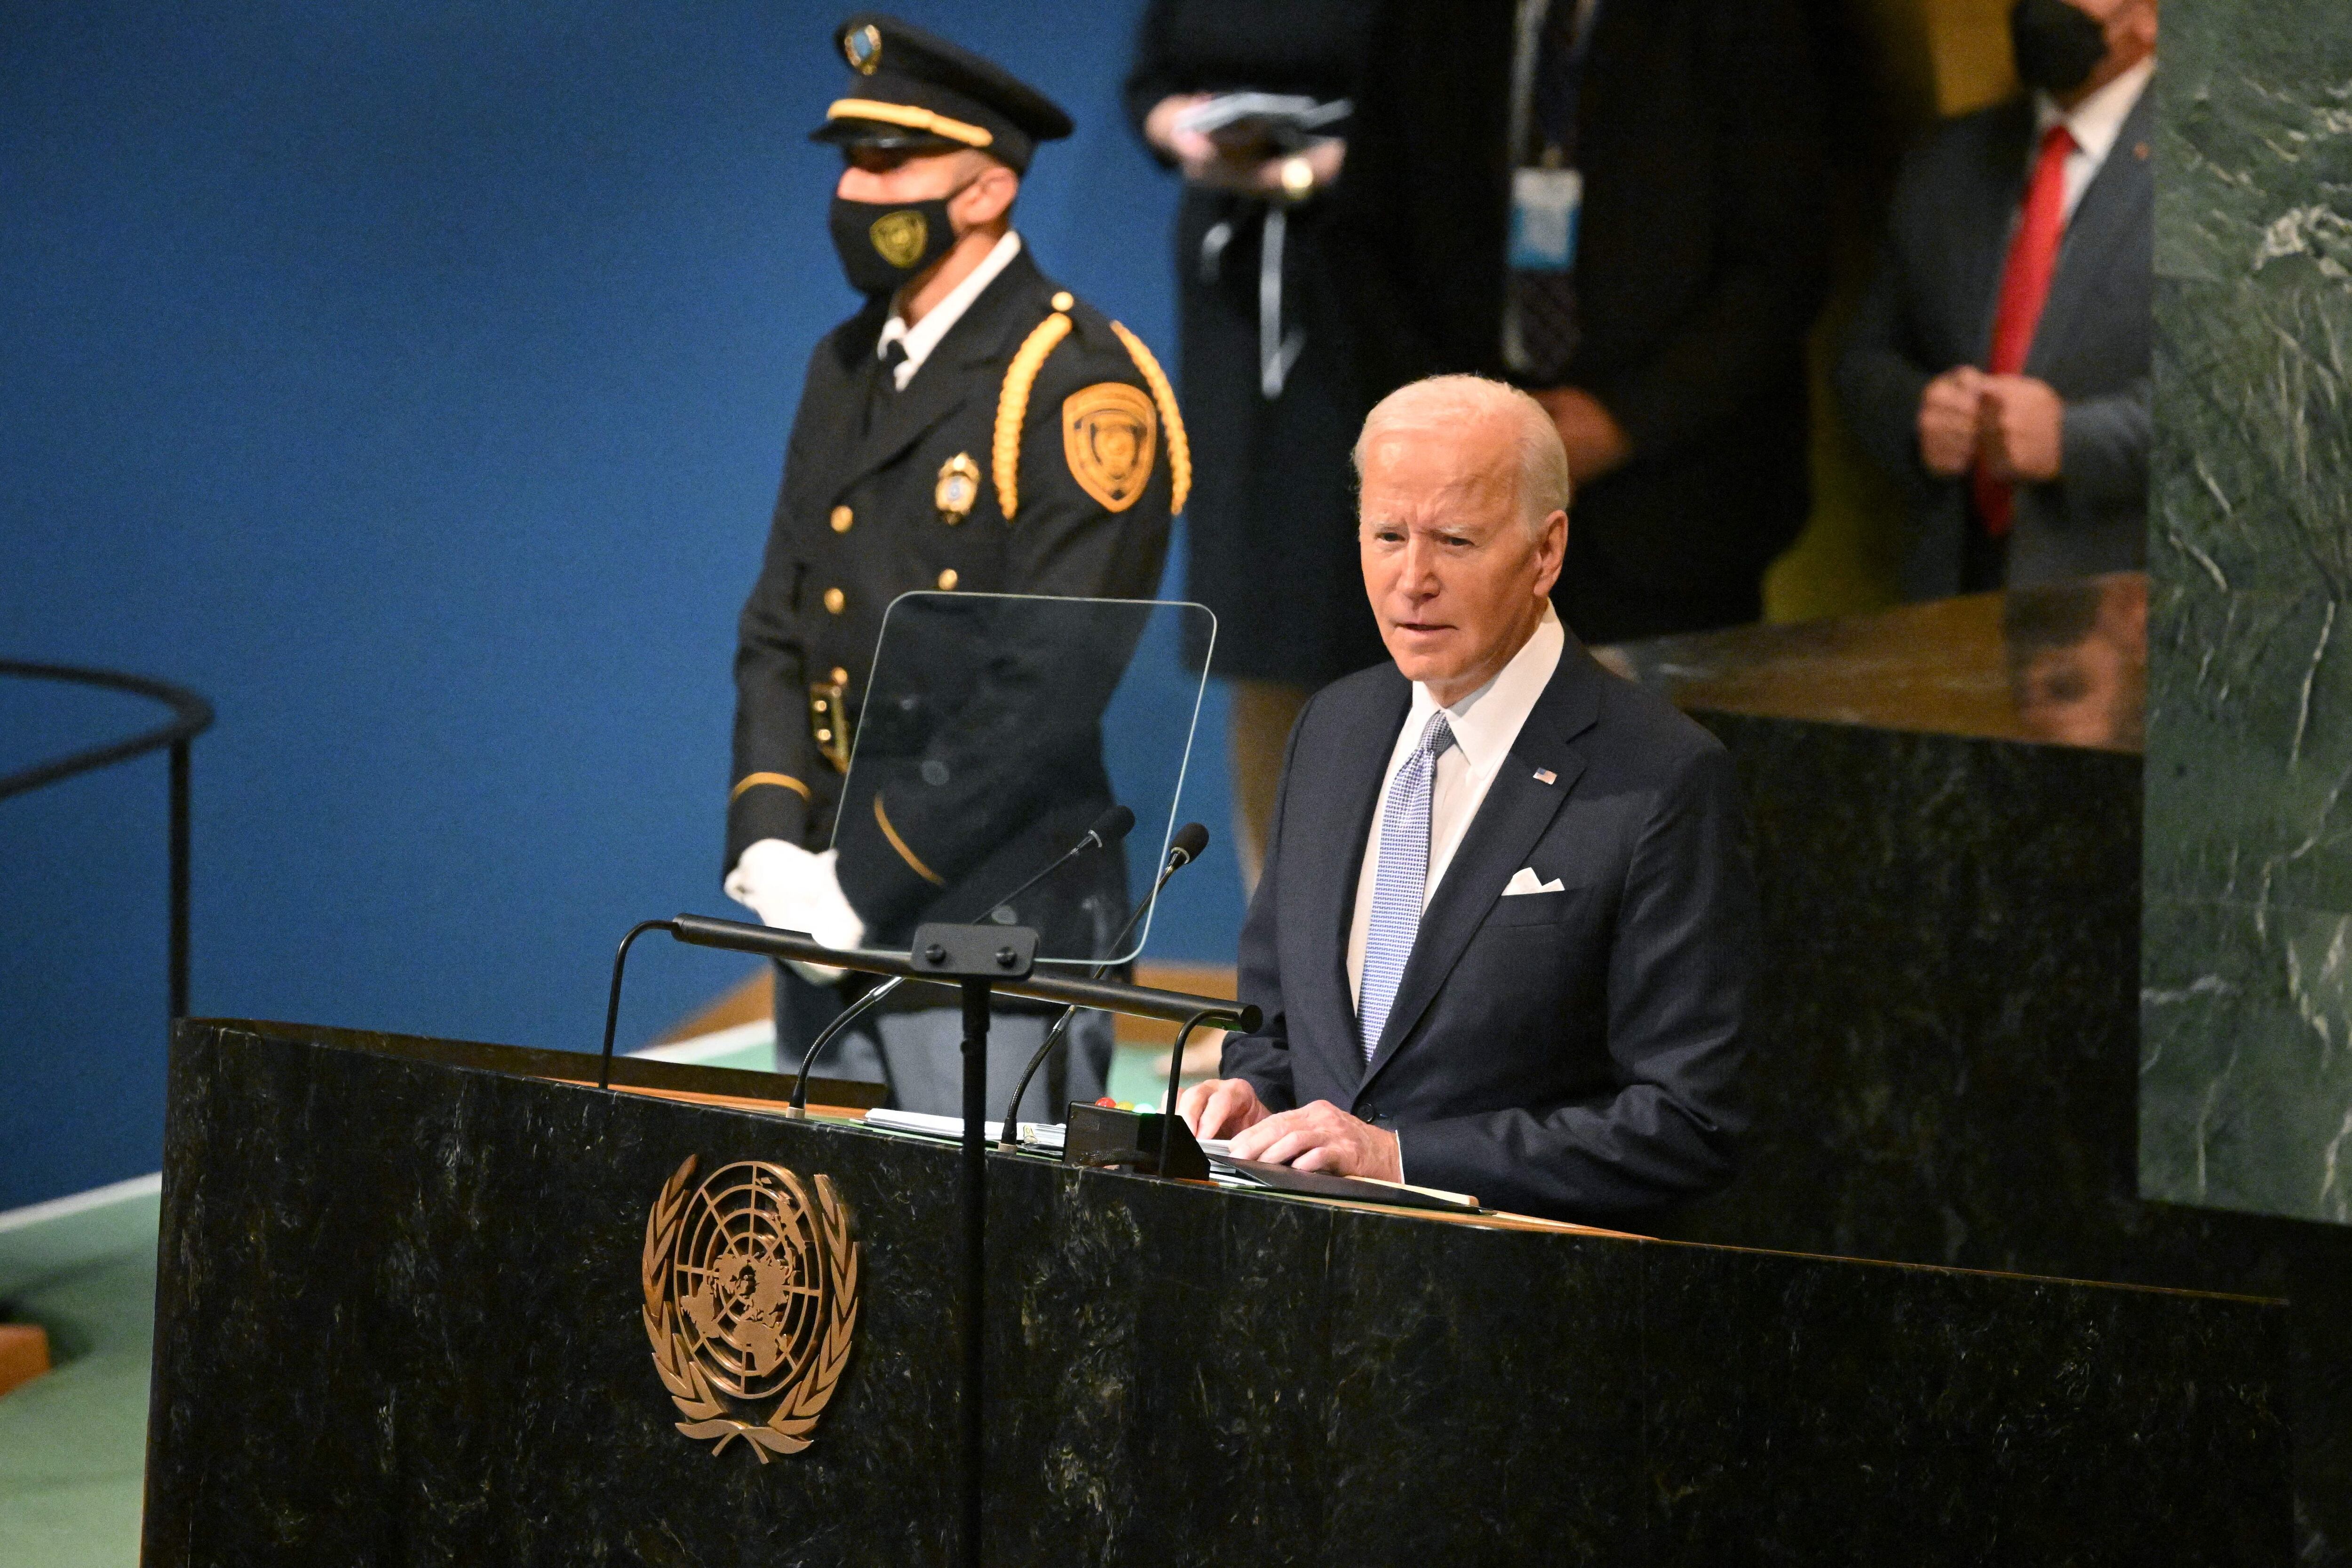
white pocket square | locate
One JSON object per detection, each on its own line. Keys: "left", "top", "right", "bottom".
{"left": 1502, "top": 867, "right": 1565, "bottom": 896}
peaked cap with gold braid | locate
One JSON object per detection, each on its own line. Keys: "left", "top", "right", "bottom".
{"left": 993, "top": 299, "right": 1189, "bottom": 522}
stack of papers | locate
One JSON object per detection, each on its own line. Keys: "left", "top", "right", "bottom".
{"left": 863, "top": 1109, "right": 1006, "bottom": 1141}
{"left": 860, "top": 1111, "right": 1478, "bottom": 1209}
{"left": 1207, "top": 1156, "right": 1479, "bottom": 1212}
{"left": 861, "top": 1109, "right": 1231, "bottom": 1156}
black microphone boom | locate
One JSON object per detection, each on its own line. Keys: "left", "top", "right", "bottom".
{"left": 1164, "top": 819, "right": 1208, "bottom": 870}
{"left": 783, "top": 804, "right": 1142, "bottom": 1112}
{"left": 1087, "top": 803, "right": 1137, "bottom": 851}
{"left": 789, "top": 975, "right": 904, "bottom": 1112}
{"left": 977, "top": 803, "right": 1133, "bottom": 924}
{"left": 653, "top": 914, "right": 1255, "bottom": 1028}
{"left": 997, "top": 821, "right": 1212, "bottom": 1144}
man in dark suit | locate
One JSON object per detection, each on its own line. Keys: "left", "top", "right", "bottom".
{"left": 728, "top": 14, "right": 1182, "bottom": 1112}
{"left": 1838, "top": 0, "right": 2156, "bottom": 597}
{"left": 1180, "top": 376, "right": 1757, "bottom": 1225}
{"left": 1330, "top": 0, "right": 1828, "bottom": 644}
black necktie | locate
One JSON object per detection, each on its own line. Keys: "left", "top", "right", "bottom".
{"left": 862, "top": 339, "right": 906, "bottom": 437}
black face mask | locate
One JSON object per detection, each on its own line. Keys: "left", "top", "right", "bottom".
{"left": 828, "top": 192, "right": 961, "bottom": 296}
{"left": 2010, "top": 0, "right": 2109, "bottom": 97}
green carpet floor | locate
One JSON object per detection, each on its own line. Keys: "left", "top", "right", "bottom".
{"left": 0, "top": 1180, "right": 158, "bottom": 1566}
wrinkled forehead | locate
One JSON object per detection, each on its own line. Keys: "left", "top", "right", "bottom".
{"left": 1357, "top": 417, "right": 1520, "bottom": 513}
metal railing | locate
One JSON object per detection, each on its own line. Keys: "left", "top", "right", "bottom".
{"left": 0, "top": 661, "right": 215, "bottom": 1018}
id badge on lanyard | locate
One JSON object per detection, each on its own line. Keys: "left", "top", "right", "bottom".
{"left": 1509, "top": 166, "right": 1583, "bottom": 273}
{"left": 1507, "top": 0, "right": 1597, "bottom": 275}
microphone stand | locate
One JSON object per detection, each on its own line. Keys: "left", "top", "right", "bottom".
{"left": 790, "top": 976, "right": 904, "bottom": 1112}
{"left": 786, "top": 808, "right": 1137, "bottom": 1117}
{"left": 971, "top": 804, "right": 1132, "bottom": 925}
{"left": 995, "top": 838, "right": 1201, "bottom": 1149}
{"left": 599, "top": 912, "right": 1255, "bottom": 1568}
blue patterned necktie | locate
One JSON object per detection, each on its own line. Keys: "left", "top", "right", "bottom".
{"left": 1358, "top": 711, "right": 1458, "bottom": 1061}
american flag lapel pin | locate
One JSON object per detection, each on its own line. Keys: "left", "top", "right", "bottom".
{"left": 1533, "top": 768, "right": 1557, "bottom": 785}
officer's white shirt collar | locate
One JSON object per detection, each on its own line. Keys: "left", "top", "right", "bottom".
{"left": 2034, "top": 56, "right": 2152, "bottom": 218}
{"left": 877, "top": 230, "right": 1024, "bottom": 391}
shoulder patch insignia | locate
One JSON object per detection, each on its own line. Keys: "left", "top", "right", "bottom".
{"left": 1060, "top": 383, "right": 1158, "bottom": 513}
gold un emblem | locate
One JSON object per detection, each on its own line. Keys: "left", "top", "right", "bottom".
{"left": 641, "top": 1155, "right": 859, "bottom": 1460}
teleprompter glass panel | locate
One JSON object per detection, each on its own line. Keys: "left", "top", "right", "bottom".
{"left": 830, "top": 593, "right": 1213, "bottom": 966}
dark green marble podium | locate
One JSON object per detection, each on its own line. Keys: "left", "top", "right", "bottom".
{"left": 1612, "top": 582, "right": 2352, "bottom": 1554}
{"left": 142, "top": 1019, "right": 2287, "bottom": 1564}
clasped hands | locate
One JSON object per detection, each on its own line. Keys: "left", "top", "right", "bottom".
{"left": 1918, "top": 367, "right": 2065, "bottom": 483}
{"left": 723, "top": 838, "right": 865, "bottom": 984}
{"left": 1176, "top": 1077, "right": 1402, "bottom": 1184}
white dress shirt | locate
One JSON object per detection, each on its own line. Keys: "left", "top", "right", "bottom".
{"left": 874, "top": 229, "right": 1023, "bottom": 390}
{"left": 1345, "top": 605, "right": 1568, "bottom": 1010}
{"left": 2035, "top": 57, "right": 2153, "bottom": 220}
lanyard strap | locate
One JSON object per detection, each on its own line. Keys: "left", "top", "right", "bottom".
{"left": 1510, "top": 0, "right": 1602, "bottom": 167}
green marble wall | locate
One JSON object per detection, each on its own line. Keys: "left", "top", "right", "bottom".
{"left": 2141, "top": 1, "right": 2352, "bottom": 1222}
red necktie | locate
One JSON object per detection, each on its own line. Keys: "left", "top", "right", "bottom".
{"left": 1972, "top": 123, "right": 2077, "bottom": 538}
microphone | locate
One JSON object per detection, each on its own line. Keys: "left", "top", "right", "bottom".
{"left": 975, "top": 803, "right": 1133, "bottom": 923}
{"left": 789, "top": 803, "right": 1136, "bottom": 1112}
{"left": 997, "top": 821, "right": 1211, "bottom": 1145}
{"left": 1086, "top": 803, "right": 1139, "bottom": 853}
{"left": 1163, "top": 819, "right": 1209, "bottom": 872}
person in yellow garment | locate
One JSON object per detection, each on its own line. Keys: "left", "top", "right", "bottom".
{"left": 725, "top": 14, "right": 1183, "bottom": 1115}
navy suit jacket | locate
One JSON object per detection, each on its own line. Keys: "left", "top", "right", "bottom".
{"left": 1836, "top": 87, "right": 2153, "bottom": 598}
{"left": 1221, "top": 642, "right": 1759, "bottom": 1224}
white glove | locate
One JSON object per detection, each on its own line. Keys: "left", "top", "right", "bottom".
{"left": 724, "top": 839, "right": 866, "bottom": 985}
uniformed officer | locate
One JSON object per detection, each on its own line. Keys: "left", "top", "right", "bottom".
{"left": 724, "top": 14, "right": 1186, "bottom": 1116}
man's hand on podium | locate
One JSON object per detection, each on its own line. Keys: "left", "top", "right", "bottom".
{"left": 1178, "top": 1076, "right": 1269, "bottom": 1141}
{"left": 723, "top": 839, "right": 866, "bottom": 984}
{"left": 1180, "top": 1080, "right": 1403, "bottom": 1184}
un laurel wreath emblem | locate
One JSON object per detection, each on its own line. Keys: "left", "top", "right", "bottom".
{"left": 641, "top": 1155, "right": 860, "bottom": 1460}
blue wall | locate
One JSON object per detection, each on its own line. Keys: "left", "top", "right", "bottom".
{"left": 0, "top": 0, "right": 1247, "bottom": 1209}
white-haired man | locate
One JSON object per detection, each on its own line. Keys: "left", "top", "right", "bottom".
{"left": 1179, "top": 375, "right": 1758, "bottom": 1224}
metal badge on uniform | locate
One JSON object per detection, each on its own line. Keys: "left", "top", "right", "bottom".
{"left": 935, "top": 452, "right": 980, "bottom": 524}
{"left": 1509, "top": 167, "right": 1583, "bottom": 274}
{"left": 1061, "top": 383, "right": 1158, "bottom": 513}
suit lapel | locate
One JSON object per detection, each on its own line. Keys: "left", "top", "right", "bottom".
{"left": 1360, "top": 647, "right": 1605, "bottom": 1090}
{"left": 2028, "top": 84, "right": 2154, "bottom": 374}
{"left": 796, "top": 306, "right": 885, "bottom": 488}
{"left": 1968, "top": 98, "right": 2039, "bottom": 361}
{"left": 1300, "top": 673, "right": 1411, "bottom": 1092}
{"left": 835, "top": 248, "right": 1045, "bottom": 495}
